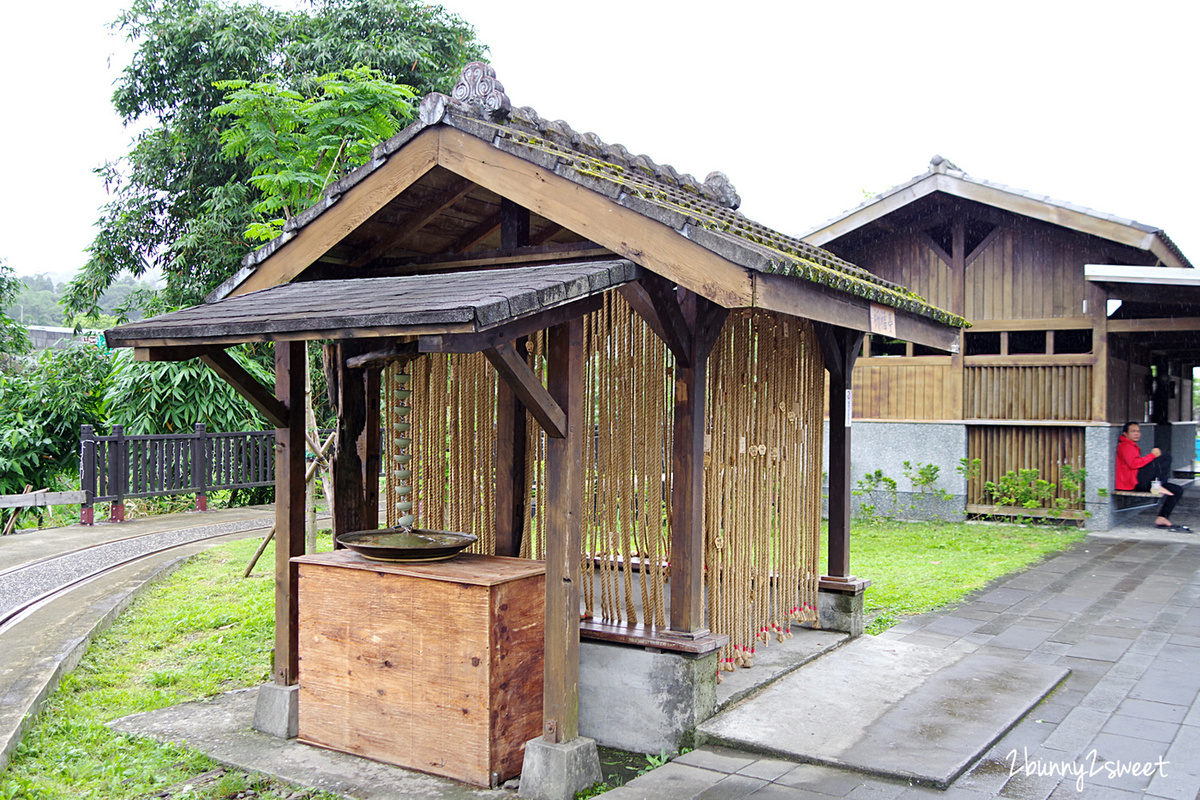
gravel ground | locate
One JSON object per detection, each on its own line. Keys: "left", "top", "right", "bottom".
{"left": 0, "top": 517, "right": 272, "bottom": 620}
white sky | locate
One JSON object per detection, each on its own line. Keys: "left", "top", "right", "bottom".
{"left": 2, "top": 0, "right": 1197, "bottom": 284}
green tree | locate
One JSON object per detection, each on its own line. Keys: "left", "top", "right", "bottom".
{"left": 0, "top": 345, "right": 112, "bottom": 494}
{"left": 0, "top": 260, "right": 31, "bottom": 361}
{"left": 214, "top": 66, "right": 416, "bottom": 241}
{"left": 104, "top": 345, "right": 274, "bottom": 435}
{"left": 64, "top": 0, "right": 485, "bottom": 320}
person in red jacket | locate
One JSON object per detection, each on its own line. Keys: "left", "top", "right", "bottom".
{"left": 1116, "top": 421, "right": 1189, "bottom": 531}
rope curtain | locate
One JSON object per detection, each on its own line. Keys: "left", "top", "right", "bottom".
{"left": 380, "top": 299, "right": 825, "bottom": 673}
{"left": 519, "top": 293, "right": 674, "bottom": 628}
{"left": 704, "top": 311, "right": 824, "bottom": 674}
{"left": 384, "top": 353, "right": 498, "bottom": 555}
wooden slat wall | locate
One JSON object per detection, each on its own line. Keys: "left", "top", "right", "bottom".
{"left": 1106, "top": 356, "right": 1151, "bottom": 423}
{"left": 850, "top": 360, "right": 955, "bottom": 420}
{"left": 854, "top": 233, "right": 957, "bottom": 313}
{"left": 966, "top": 426, "right": 1085, "bottom": 509}
{"left": 964, "top": 227, "right": 1098, "bottom": 321}
{"left": 964, "top": 365, "right": 1092, "bottom": 420}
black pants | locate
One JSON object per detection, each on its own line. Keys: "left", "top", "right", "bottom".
{"left": 1136, "top": 451, "right": 1183, "bottom": 519}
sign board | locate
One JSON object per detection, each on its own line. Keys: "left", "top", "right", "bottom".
{"left": 869, "top": 303, "right": 896, "bottom": 337}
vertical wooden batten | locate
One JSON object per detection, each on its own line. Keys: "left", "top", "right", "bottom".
{"left": 273, "top": 340, "right": 305, "bottom": 686}
{"left": 541, "top": 317, "right": 584, "bottom": 743}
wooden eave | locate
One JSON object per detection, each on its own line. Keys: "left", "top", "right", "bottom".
{"left": 106, "top": 260, "right": 637, "bottom": 355}
{"left": 805, "top": 173, "right": 1190, "bottom": 269}
{"left": 208, "top": 125, "right": 962, "bottom": 352}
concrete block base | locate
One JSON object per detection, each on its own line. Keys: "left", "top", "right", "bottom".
{"left": 579, "top": 641, "right": 718, "bottom": 753}
{"left": 252, "top": 683, "right": 298, "bottom": 739}
{"left": 519, "top": 736, "right": 602, "bottom": 800}
{"left": 818, "top": 589, "right": 865, "bottom": 637}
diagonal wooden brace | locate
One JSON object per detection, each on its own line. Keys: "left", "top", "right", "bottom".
{"left": 199, "top": 349, "right": 289, "bottom": 429}
{"left": 483, "top": 341, "right": 567, "bottom": 439}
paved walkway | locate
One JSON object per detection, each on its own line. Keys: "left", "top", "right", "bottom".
{"left": 608, "top": 505, "right": 1200, "bottom": 800}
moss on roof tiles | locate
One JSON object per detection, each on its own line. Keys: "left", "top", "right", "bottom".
{"left": 461, "top": 111, "right": 965, "bottom": 328}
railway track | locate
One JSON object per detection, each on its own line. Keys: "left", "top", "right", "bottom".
{"left": 0, "top": 517, "right": 273, "bottom": 634}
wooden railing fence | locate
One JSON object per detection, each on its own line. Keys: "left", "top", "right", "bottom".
{"left": 79, "top": 424, "right": 275, "bottom": 523}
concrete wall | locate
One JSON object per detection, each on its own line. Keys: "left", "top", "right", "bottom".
{"left": 822, "top": 420, "right": 969, "bottom": 521}
{"left": 1083, "top": 422, "right": 1197, "bottom": 531}
{"left": 578, "top": 642, "right": 717, "bottom": 754}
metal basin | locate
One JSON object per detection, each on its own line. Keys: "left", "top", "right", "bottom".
{"left": 336, "top": 528, "right": 477, "bottom": 562}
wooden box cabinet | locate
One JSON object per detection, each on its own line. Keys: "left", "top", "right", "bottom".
{"left": 293, "top": 550, "right": 545, "bottom": 787}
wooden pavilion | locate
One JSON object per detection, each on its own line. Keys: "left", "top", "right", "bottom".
{"left": 106, "top": 64, "right": 964, "bottom": 795}
{"left": 803, "top": 156, "right": 1199, "bottom": 528}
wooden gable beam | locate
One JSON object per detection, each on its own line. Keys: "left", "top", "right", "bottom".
{"left": 483, "top": 341, "right": 567, "bottom": 439}
{"left": 227, "top": 128, "right": 441, "bottom": 298}
{"left": 755, "top": 274, "right": 961, "bottom": 353}
{"left": 436, "top": 127, "right": 753, "bottom": 308}
{"left": 346, "top": 176, "right": 476, "bottom": 268}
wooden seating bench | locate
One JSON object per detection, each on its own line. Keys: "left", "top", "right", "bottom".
{"left": 1112, "top": 478, "right": 1195, "bottom": 512}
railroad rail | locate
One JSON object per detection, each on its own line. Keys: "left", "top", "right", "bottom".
{"left": 0, "top": 517, "right": 273, "bottom": 633}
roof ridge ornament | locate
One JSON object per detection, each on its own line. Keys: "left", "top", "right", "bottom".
{"left": 929, "top": 155, "right": 961, "bottom": 174}
{"left": 451, "top": 61, "right": 511, "bottom": 120}
{"left": 704, "top": 171, "right": 741, "bottom": 210}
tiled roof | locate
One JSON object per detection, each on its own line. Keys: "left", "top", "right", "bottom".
{"left": 231, "top": 65, "right": 967, "bottom": 329}
{"left": 804, "top": 155, "right": 1192, "bottom": 269}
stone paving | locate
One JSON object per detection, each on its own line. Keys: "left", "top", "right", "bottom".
{"left": 608, "top": 509, "right": 1200, "bottom": 800}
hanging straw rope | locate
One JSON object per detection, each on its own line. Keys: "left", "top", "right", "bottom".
{"left": 385, "top": 353, "right": 497, "bottom": 554}
{"left": 380, "top": 301, "right": 822, "bottom": 667}
{"left": 705, "top": 311, "right": 823, "bottom": 675}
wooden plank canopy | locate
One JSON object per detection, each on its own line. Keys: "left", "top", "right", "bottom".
{"left": 108, "top": 260, "right": 639, "bottom": 351}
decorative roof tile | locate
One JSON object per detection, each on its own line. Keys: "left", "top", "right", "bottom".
{"left": 231, "top": 66, "right": 967, "bottom": 328}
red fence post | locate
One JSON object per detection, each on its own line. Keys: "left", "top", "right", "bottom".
{"left": 193, "top": 423, "right": 209, "bottom": 512}
{"left": 110, "top": 425, "right": 126, "bottom": 523}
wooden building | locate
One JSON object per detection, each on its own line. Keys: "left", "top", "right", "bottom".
{"left": 803, "top": 156, "right": 1198, "bottom": 528}
{"left": 105, "top": 64, "right": 963, "bottom": 794}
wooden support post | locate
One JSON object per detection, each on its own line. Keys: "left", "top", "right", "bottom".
{"left": 80, "top": 425, "right": 96, "bottom": 525}
{"left": 495, "top": 199, "right": 532, "bottom": 558}
{"left": 542, "top": 317, "right": 584, "bottom": 744}
{"left": 333, "top": 341, "right": 373, "bottom": 540}
{"left": 363, "top": 366, "right": 382, "bottom": 527}
{"left": 495, "top": 338, "right": 529, "bottom": 557}
{"left": 669, "top": 290, "right": 726, "bottom": 636}
{"left": 111, "top": 424, "right": 126, "bottom": 523}
{"left": 273, "top": 340, "right": 307, "bottom": 686}
{"left": 1091, "top": 283, "right": 1110, "bottom": 423}
{"left": 193, "top": 423, "right": 208, "bottom": 512}
{"left": 815, "top": 324, "right": 864, "bottom": 581}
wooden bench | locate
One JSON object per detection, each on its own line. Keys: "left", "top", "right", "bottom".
{"left": 1112, "top": 478, "right": 1195, "bottom": 512}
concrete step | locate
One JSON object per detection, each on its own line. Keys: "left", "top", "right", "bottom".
{"left": 696, "top": 636, "right": 1067, "bottom": 788}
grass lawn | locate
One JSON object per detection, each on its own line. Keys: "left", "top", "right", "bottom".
{"left": 825, "top": 519, "right": 1086, "bottom": 634}
{"left": 0, "top": 518, "right": 1084, "bottom": 798}
{"left": 0, "top": 535, "right": 340, "bottom": 800}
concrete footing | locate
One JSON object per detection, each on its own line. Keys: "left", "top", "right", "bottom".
{"left": 818, "top": 588, "right": 865, "bottom": 637}
{"left": 252, "top": 682, "right": 298, "bottom": 739}
{"left": 579, "top": 641, "right": 718, "bottom": 753}
{"left": 518, "top": 736, "right": 602, "bottom": 800}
